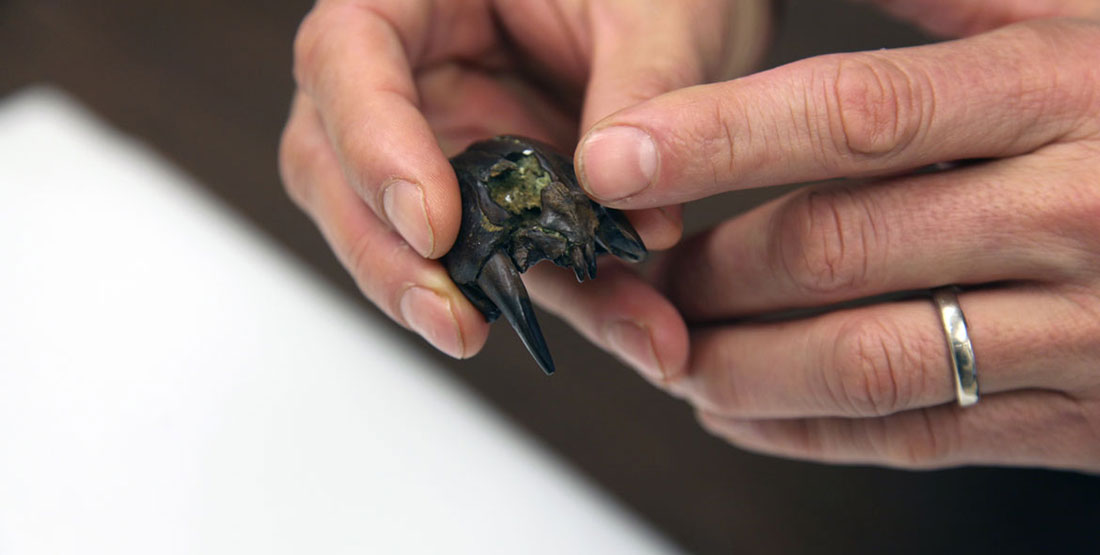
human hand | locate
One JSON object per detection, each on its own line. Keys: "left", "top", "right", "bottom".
{"left": 569, "top": 18, "right": 1100, "bottom": 471}
{"left": 855, "top": 0, "right": 1100, "bottom": 37}
{"left": 278, "top": 0, "right": 770, "bottom": 360}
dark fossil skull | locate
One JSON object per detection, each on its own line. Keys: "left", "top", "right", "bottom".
{"left": 443, "top": 135, "right": 647, "bottom": 375}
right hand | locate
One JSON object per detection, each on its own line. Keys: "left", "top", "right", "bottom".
{"left": 278, "top": 0, "right": 769, "bottom": 365}
{"left": 858, "top": 0, "right": 1100, "bottom": 37}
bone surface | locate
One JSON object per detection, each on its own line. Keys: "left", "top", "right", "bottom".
{"left": 444, "top": 136, "right": 648, "bottom": 375}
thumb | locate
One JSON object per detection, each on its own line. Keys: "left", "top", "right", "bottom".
{"left": 579, "top": 4, "right": 705, "bottom": 250}
{"left": 577, "top": 1, "right": 770, "bottom": 249}
{"left": 580, "top": 1, "right": 771, "bottom": 129}
{"left": 581, "top": 5, "right": 703, "bottom": 130}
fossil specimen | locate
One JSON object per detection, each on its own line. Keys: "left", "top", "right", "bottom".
{"left": 444, "top": 135, "right": 647, "bottom": 374}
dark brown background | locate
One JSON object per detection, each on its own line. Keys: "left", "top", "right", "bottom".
{"left": 3, "top": 1, "right": 1098, "bottom": 553}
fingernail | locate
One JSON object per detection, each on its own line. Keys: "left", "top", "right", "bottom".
{"left": 605, "top": 320, "right": 663, "bottom": 383}
{"left": 399, "top": 286, "right": 464, "bottom": 358}
{"left": 382, "top": 180, "right": 435, "bottom": 257}
{"left": 579, "top": 126, "right": 657, "bottom": 201}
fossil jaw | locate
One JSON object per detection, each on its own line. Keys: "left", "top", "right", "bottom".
{"left": 444, "top": 135, "right": 648, "bottom": 375}
{"left": 475, "top": 251, "right": 554, "bottom": 374}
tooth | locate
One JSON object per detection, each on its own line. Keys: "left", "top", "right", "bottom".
{"left": 584, "top": 242, "right": 597, "bottom": 280}
{"left": 570, "top": 246, "right": 586, "bottom": 282}
{"left": 595, "top": 207, "right": 647, "bottom": 263}
{"left": 476, "top": 251, "right": 555, "bottom": 375}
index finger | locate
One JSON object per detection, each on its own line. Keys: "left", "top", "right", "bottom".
{"left": 293, "top": 0, "right": 495, "bottom": 257}
{"left": 575, "top": 19, "right": 1100, "bottom": 208}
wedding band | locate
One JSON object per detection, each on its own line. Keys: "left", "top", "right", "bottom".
{"left": 931, "top": 286, "right": 979, "bottom": 407}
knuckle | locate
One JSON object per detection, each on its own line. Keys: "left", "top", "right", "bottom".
{"left": 688, "top": 335, "right": 754, "bottom": 417}
{"left": 979, "top": 21, "right": 1100, "bottom": 140}
{"left": 628, "top": 59, "right": 706, "bottom": 105}
{"left": 1057, "top": 286, "right": 1100, "bottom": 372}
{"left": 278, "top": 117, "right": 315, "bottom": 211}
{"left": 820, "top": 54, "right": 932, "bottom": 160}
{"left": 1059, "top": 398, "right": 1100, "bottom": 469}
{"left": 292, "top": 7, "right": 327, "bottom": 89}
{"left": 693, "top": 368, "right": 748, "bottom": 417}
{"left": 825, "top": 316, "right": 919, "bottom": 417}
{"left": 1067, "top": 188, "right": 1100, "bottom": 261}
{"left": 293, "top": 1, "right": 364, "bottom": 91}
{"left": 880, "top": 410, "right": 956, "bottom": 468}
{"left": 347, "top": 229, "right": 413, "bottom": 317}
{"left": 347, "top": 228, "right": 381, "bottom": 287}
{"left": 1080, "top": 401, "right": 1100, "bottom": 462}
{"left": 707, "top": 95, "right": 751, "bottom": 187}
{"left": 694, "top": 410, "right": 727, "bottom": 438}
{"left": 660, "top": 90, "right": 748, "bottom": 194}
{"left": 773, "top": 187, "right": 883, "bottom": 296}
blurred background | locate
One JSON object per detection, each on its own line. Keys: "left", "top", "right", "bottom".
{"left": 2, "top": 0, "right": 1098, "bottom": 553}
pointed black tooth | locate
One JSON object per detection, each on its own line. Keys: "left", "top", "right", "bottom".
{"left": 476, "top": 251, "right": 555, "bottom": 374}
{"left": 585, "top": 242, "right": 597, "bottom": 280}
{"left": 595, "top": 208, "right": 647, "bottom": 263}
{"left": 570, "top": 246, "right": 586, "bottom": 282}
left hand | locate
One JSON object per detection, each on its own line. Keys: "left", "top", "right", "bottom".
{"left": 279, "top": 0, "right": 771, "bottom": 361}
{"left": 561, "top": 18, "right": 1100, "bottom": 471}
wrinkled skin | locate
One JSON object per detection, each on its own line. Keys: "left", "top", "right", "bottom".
{"left": 444, "top": 136, "right": 646, "bottom": 374}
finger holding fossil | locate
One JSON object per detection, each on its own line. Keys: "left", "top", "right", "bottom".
{"left": 443, "top": 136, "right": 648, "bottom": 374}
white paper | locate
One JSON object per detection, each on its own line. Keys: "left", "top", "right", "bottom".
{"left": 0, "top": 88, "right": 681, "bottom": 555}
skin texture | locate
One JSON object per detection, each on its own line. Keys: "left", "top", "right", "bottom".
{"left": 280, "top": 0, "right": 767, "bottom": 362}
{"left": 281, "top": 0, "right": 1100, "bottom": 471}
{"left": 573, "top": 8, "right": 1100, "bottom": 471}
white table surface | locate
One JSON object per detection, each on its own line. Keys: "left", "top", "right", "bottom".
{"left": 0, "top": 88, "right": 682, "bottom": 555}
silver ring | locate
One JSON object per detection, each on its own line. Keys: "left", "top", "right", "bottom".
{"left": 931, "top": 286, "right": 979, "bottom": 407}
